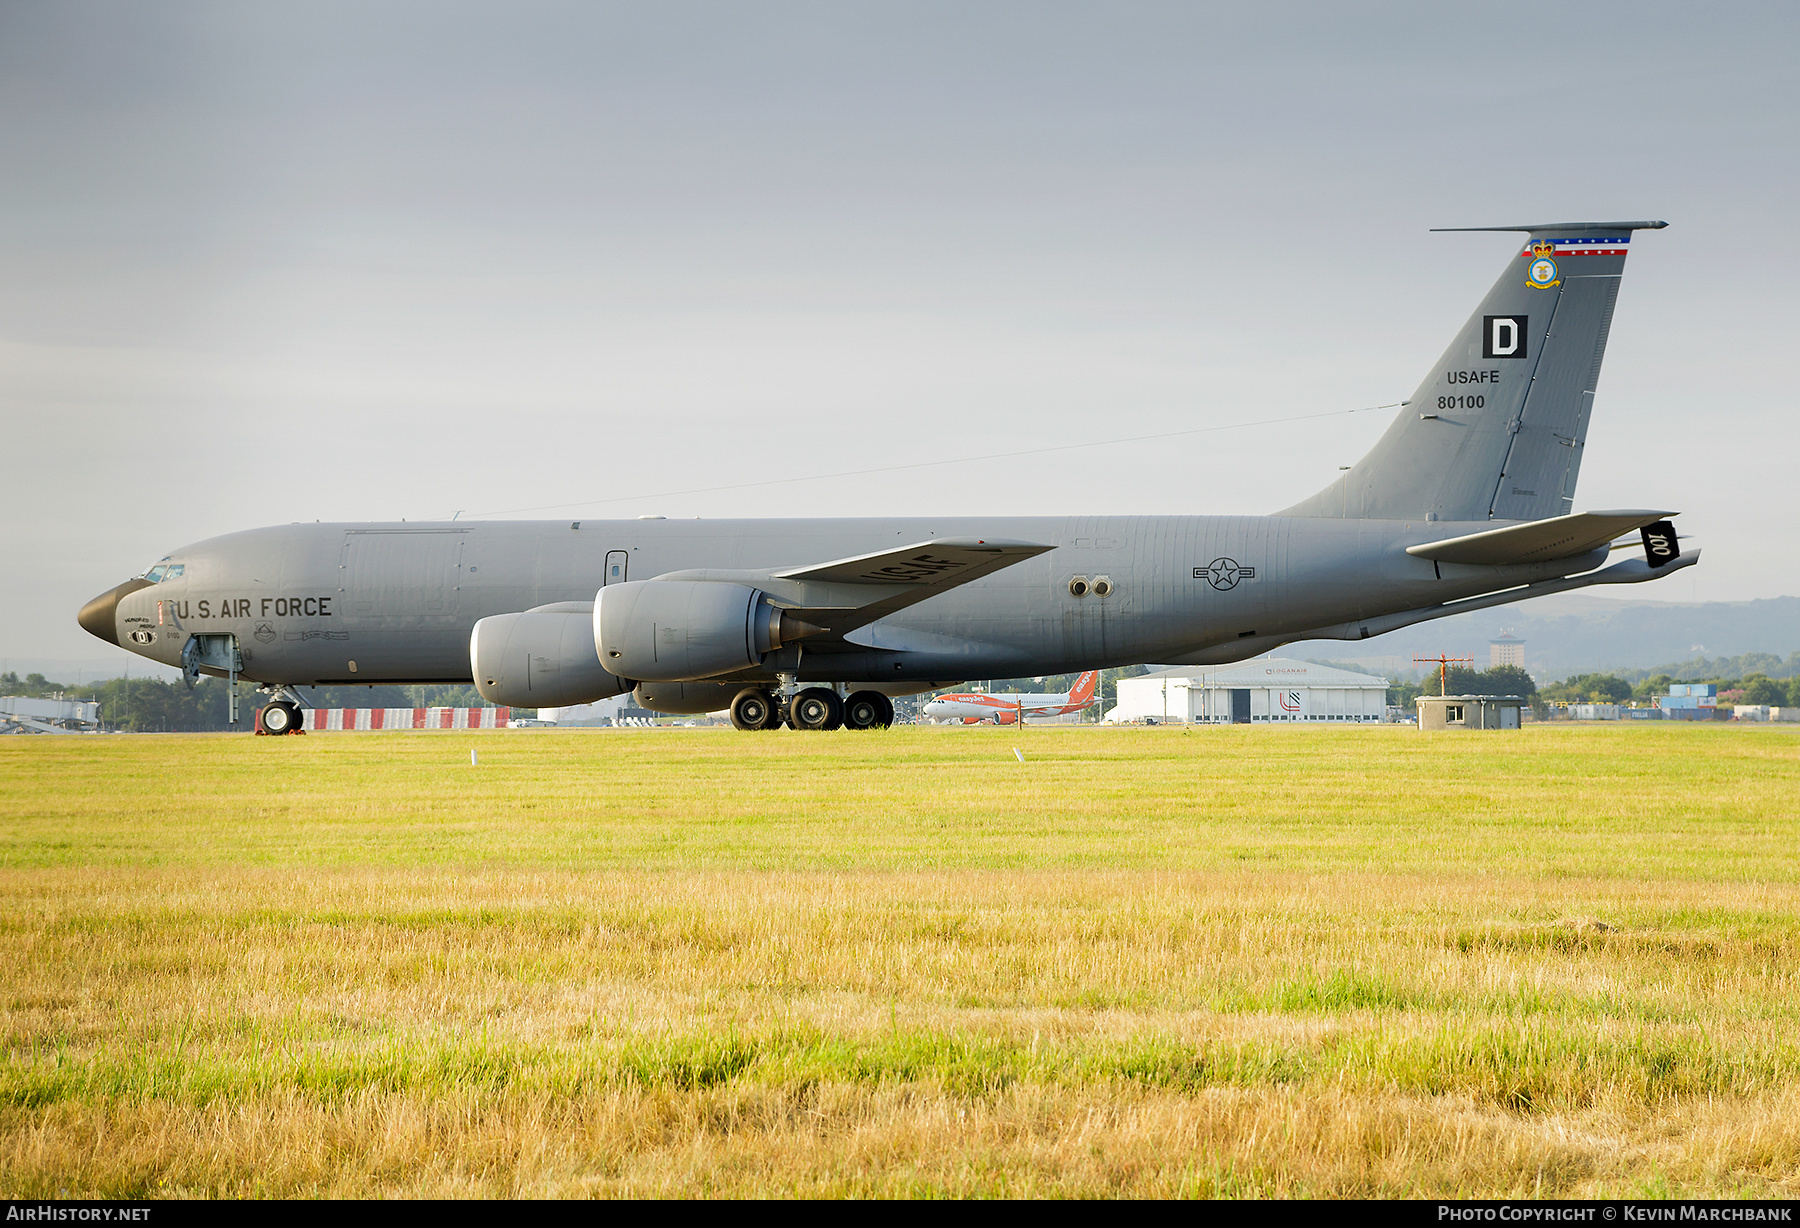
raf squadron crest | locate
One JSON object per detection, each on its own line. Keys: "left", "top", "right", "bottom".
{"left": 1524, "top": 241, "right": 1561, "bottom": 290}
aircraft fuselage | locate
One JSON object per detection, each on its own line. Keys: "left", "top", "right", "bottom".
{"left": 88, "top": 514, "right": 1601, "bottom": 689}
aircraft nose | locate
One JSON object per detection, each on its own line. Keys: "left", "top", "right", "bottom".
{"left": 77, "top": 578, "right": 153, "bottom": 646}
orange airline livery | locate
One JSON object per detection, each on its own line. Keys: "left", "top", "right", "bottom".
{"left": 922, "top": 671, "right": 1099, "bottom": 725}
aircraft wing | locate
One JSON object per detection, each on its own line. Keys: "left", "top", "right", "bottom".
{"left": 651, "top": 537, "right": 1055, "bottom": 643}
{"left": 1404, "top": 510, "right": 1676, "bottom": 566}
{"left": 777, "top": 538, "right": 1055, "bottom": 634}
{"left": 774, "top": 538, "right": 1053, "bottom": 586}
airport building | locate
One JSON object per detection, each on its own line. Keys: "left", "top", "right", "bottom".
{"left": 1489, "top": 634, "right": 1525, "bottom": 669}
{"left": 1415, "top": 695, "right": 1529, "bottom": 730}
{"left": 1733, "top": 706, "right": 1800, "bottom": 722}
{"left": 1659, "top": 683, "right": 1717, "bottom": 720}
{"left": 0, "top": 695, "right": 100, "bottom": 734}
{"left": 1107, "top": 658, "right": 1389, "bottom": 724}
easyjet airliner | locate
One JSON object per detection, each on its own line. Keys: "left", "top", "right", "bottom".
{"left": 924, "top": 671, "right": 1100, "bottom": 724}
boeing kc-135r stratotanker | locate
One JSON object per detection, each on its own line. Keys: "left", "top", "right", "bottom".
{"left": 79, "top": 221, "right": 1694, "bottom": 735}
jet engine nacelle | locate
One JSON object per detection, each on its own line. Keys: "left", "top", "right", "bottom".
{"left": 470, "top": 604, "right": 633, "bottom": 708}
{"left": 595, "top": 580, "right": 817, "bottom": 683}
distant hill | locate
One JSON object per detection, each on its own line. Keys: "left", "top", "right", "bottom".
{"left": 1286, "top": 594, "right": 1800, "bottom": 682}
{"left": 0, "top": 656, "right": 182, "bottom": 686}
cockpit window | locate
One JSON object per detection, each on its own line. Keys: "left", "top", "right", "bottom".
{"left": 143, "top": 563, "right": 184, "bottom": 583}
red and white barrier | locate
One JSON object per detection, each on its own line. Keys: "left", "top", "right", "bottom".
{"left": 303, "top": 707, "right": 510, "bottom": 731}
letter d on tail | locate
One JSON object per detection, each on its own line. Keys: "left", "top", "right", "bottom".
{"left": 1483, "top": 315, "right": 1527, "bottom": 359}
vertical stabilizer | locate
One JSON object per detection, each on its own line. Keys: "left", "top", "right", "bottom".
{"left": 1280, "top": 221, "right": 1665, "bottom": 522}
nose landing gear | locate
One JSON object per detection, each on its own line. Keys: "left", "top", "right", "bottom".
{"left": 258, "top": 702, "right": 302, "bottom": 735}
{"left": 254, "top": 685, "right": 310, "bottom": 736}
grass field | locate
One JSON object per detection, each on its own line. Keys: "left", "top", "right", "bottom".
{"left": 2, "top": 723, "right": 1798, "bottom": 1198}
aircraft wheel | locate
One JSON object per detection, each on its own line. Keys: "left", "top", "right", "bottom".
{"left": 730, "top": 689, "right": 779, "bottom": 732}
{"left": 260, "top": 702, "right": 300, "bottom": 735}
{"left": 789, "top": 687, "right": 842, "bottom": 731}
{"left": 842, "top": 690, "right": 888, "bottom": 730}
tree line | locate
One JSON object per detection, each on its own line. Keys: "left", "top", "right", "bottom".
{"left": 11, "top": 656, "right": 1795, "bottom": 733}
{"left": 1535, "top": 670, "right": 1799, "bottom": 708}
{"left": 1387, "top": 667, "right": 1797, "bottom": 709}
{"left": 1602, "top": 650, "right": 1800, "bottom": 687}
{"left": 1383, "top": 665, "right": 1536, "bottom": 709}
{"left": 1, "top": 672, "right": 490, "bottom": 733}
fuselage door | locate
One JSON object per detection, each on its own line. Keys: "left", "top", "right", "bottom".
{"left": 343, "top": 530, "right": 467, "bottom": 626}
{"left": 603, "top": 551, "right": 629, "bottom": 586}
{"left": 334, "top": 528, "right": 470, "bottom": 680}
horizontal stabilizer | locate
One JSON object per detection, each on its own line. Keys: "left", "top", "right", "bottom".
{"left": 1406, "top": 509, "right": 1676, "bottom": 566}
{"left": 1430, "top": 220, "right": 1669, "bottom": 233}
{"left": 1168, "top": 548, "right": 1698, "bottom": 668}
{"left": 775, "top": 538, "right": 1053, "bottom": 586}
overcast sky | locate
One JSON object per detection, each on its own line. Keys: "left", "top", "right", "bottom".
{"left": 4, "top": 0, "right": 1797, "bottom": 670}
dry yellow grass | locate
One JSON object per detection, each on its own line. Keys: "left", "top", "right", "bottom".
{"left": 2, "top": 724, "right": 1797, "bottom": 1197}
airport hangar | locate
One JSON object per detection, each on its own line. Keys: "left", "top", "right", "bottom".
{"left": 1107, "top": 658, "right": 1389, "bottom": 725}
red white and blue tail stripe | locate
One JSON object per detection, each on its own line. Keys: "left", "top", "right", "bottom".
{"left": 1520, "top": 236, "right": 1630, "bottom": 257}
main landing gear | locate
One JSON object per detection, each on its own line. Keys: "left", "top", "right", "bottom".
{"left": 841, "top": 690, "right": 894, "bottom": 731}
{"left": 789, "top": 687, "right": 842, "bottom": 731}
{"left": 729, "top": 688, "right": 782, "bottom": 731}
{"left": 729, "top": 686, "right": 894, "bottom": 732}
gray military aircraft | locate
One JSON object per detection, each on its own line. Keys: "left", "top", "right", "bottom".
{"left": 79, "top": 220, "right": 1693, "bottom": 734}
